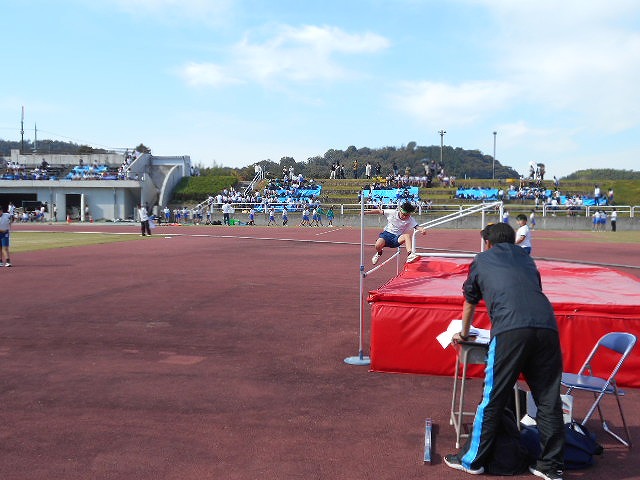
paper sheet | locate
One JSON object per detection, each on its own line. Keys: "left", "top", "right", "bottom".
{"left": 436, "top": 319, "right": 490, "bottom": 348}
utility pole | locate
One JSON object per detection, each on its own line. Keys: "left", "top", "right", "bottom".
{"left": 20, "top": 106, "right": 25, "bottom": 153}
{"left": 492, "top": 131, "right": 497, "bottom": 180}
{"left": 438, "top": 130, "right": 446, "bottom": 167}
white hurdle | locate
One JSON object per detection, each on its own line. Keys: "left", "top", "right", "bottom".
{"left": 344, "top": 197, "right": 503, "bottom": 366}
{"left": 410, "top": 201, "right": 503, "bottom": 258}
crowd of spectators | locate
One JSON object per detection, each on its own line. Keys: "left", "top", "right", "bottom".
{"left": 1, "top": 157, "right": 129, "bottom": 181}
{"left": 3, "top": 201, "right": 51, "bottom": 223}
{"left": 330, "top": 158, "right": 454, "bottom": 189}
{"left": 1, "top": 158, "right": 59, "bottom": 180}
{"left": 159, "top": 168, "right": 326, "bottom": 224}
{"left": 455, "top": 178, "right": 615, "bottom": 211}
{"left": 0, "top": 149, "right": 151, "bottom": 182}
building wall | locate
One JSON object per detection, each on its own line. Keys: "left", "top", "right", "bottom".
{"left": 1, "top": 151, "right": 191, "bottom": 220}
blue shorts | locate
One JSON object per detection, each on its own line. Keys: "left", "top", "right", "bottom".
{"left": 379, "top": 230, "right": 401, "bottom": 248}
{"left": 1, "top": 232, "right": 9, "bottom": 247}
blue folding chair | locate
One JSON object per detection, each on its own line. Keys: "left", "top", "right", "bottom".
{"left": 561, "top": 332, "right": 636, "bottom": 447}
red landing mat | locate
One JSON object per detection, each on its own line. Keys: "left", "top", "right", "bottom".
{"left": 368, "top": 257, "right": 640, "bottom": 387}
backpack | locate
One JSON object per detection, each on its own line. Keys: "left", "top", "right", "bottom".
{"left": 519, "top": 421, "right": 603, "bottom": 470}
{"left": 564, "top": 421, "right": 603, "bottom": 469}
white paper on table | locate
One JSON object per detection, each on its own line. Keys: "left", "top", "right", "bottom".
{"left": 436, "top": 319, "right": 491, "bottom": 348}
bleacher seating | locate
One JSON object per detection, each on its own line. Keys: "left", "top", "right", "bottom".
{"left": 253, "top": 184, "right": 323, "bottom": 212}
{"left": 363, "top": 187, "right": 419, "bottom": 205}
{"left": 65, "top": 165, "right": 118, "bottom": 180}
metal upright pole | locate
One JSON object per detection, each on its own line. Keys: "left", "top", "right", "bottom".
{"left": 344, "top": 190, "right": 370, "bottom": 365}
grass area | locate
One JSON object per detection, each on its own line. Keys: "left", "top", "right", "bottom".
{"left": 11, "top": 231, "right": 143, "bottom": 253}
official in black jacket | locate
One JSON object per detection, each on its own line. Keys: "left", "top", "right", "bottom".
{"left": 444, "top": 222, "right": 565, "bottom": 480}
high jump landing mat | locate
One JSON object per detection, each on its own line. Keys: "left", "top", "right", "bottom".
{"left": 368, "top": 257, "right": 640, "bottom": 387}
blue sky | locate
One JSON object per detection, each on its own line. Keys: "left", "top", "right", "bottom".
{"left": 1, "top": 0, "right": 639, "bottom": 178}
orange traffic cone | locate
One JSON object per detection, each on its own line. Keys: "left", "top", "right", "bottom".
{"left": 66, "top": 215, "right": 71, "bottom": 223}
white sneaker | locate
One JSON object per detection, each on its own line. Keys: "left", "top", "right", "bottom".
{"left": 372, "top": 252, "right": 382, "bottom": 265}
{"left": 4, "top": 262, "right": 11, "bottom": 267}
{"left": 406, "top": 253, "right": 419, "bottom": 263}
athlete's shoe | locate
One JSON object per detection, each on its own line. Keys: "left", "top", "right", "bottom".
{"left": 4, "top": 262, "right": 12, "bottom": 267}
{"left": 406, "top": 252, "right": 420, "bottom": 263}
{"left": 371, "top": 252, "right": 382, "bottom": 265}
{"left": 443, "top": 454, "right": 484, "bottom": 474}
{"left": 529, "top": 466, "right": 563, "bottom": 480}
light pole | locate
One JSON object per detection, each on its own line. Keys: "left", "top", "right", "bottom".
{"left": 492, "top": 131, "right": 497, "bottom": 181}
{"left": 439, "top": 130, "right": 446, "bottom": 167}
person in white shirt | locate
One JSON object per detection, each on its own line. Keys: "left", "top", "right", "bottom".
{"left": 0, "top": 204, "right": 14, "bottom": 266}
{"left": 529, "top": 210, "right": 536, "bottom": 231}
{"left": 515, "top": 214, "right": 532, "bottom": 254}
{"left": 611, "top": 208, "right": 618, "bottom": 232}
{"left": 366, "top": 201, "right": 426, "bottom": 264}
{"left": 137, "top": 204, "right": 152, "bottom": 236}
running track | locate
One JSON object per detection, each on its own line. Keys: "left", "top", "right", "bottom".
{"left": 1, "top": 223, "right": 639, "bottom": 480}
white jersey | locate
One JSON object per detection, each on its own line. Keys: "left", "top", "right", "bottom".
{"left": 0, "top": 212, "right": 11, "bottom": 231}
{"left": 383, "top": 209, "right": 417, "bottom": 236}
{"left": 516, "top": 224, "right": 531, "bottom": 249}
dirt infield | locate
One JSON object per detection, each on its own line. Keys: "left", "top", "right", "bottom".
{"left": 1, "top": 223, "right": 639, "bottom": 480}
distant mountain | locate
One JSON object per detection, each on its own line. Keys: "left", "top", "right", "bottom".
{"left": 0, "top": 138, "right": 107, "bottom": 155}
{"left": 562, "top": 169, "right": 640, "bottom": 181}
{"left": 237, "top": 143, "right": 520, "bottom": 180}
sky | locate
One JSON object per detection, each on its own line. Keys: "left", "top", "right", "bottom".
{"left": 1, "top": 0, "right": 639, "bottom": 178}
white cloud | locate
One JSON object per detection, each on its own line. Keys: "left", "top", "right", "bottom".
{"left": 179, "top": 25, "right": 390, "bottom": 88}
{"left": 391, "top": 80, "right": 517, "bottom": 127}
{"left": 487, "top": 1, "right": 640, "bottom": 132}
{"left": 178, "top": 62, "right": 243, "bottom": 87}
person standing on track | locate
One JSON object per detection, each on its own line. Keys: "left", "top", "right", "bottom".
{"left": 267, "top": 207, "right": 276, "bottom": 226}
{"left": 327, "top": 206, "right": 335, "bottom": 226}
{"left": 515, "top": 214, "right": 532, "bottom": 254}
{"left": 137, "top": 204, "right": 152, "bottom": 236}
{"left": 444, "top": 222, "right": 564, "bottom": 480}
{"left": 0, "top": 204, "right": 13, "bottom": 267}
{"left": 366, "top": 201, "right": 426, "bottom": 264}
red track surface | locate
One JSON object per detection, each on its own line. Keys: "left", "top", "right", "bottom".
{"left": 2, "top": 223, "right": 639, "bottom": 479}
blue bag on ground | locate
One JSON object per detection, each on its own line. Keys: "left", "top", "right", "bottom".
{"left": 564, "top": 422, "right": 603, "bottom": 469}
{"left": 520, "top": 422, "right": 603, "bottom": 470}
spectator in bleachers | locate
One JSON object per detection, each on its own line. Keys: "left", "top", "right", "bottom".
{"left": 365, "top": 162, "right": 372, "bottom": 179}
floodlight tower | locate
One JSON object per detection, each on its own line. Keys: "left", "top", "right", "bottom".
{"left": 438, "top": 130, "right": 446, "bottom": 167}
